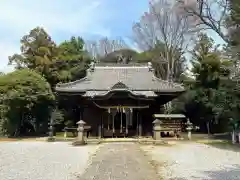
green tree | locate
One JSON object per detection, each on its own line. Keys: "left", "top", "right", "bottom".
{"left": 0, "top": 69, "right": 55, "bottom": 136}
{"left": 225, "top": 0, "right": 240, "bottom": 68}
{"left": 48, "top": 36, "right": 92, "bottom": 85}
{"left": 228, "top": 0, "right": 240, "bottom": 47}
{"left": 191, "top": 34, "right": 232, "bottom": 134}
{"left": 173, "top": 34, "right": 232, "bottom": 133}
{"left": 8, "top": 27, "right": 58, "bottom": 77}
{"left": 9, "top": 29, "right": 91, "bottom": 88}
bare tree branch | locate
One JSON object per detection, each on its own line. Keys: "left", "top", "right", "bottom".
{"left": 84, "top": 37, "right": 128, "bottom": 62}
{"left": 177, "top": 0, "right": 229, "bottom": 43}
{"left": 133, "top": 0, "right": 196, "bottom": 81}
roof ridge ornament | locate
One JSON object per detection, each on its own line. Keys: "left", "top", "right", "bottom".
{"left": 89, "top": 61, "right": 95, "bottom": 72}
{"left": 148, "top": 62, "right": 153, "bottom": 72}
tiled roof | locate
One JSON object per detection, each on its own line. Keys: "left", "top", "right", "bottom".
{"left": 56, "top": 65, "right": 185, "bottom": 96}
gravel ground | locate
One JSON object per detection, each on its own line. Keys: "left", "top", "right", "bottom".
{"left": 141, "top": 142, "right": 240, "bottom": 180}
{"left": 79, "top": 142, "right": 160, "bottom": 180}
{"left": 0, "top": 141, "right": 98, "bottom": 180}
{"left": 2, "top": 141, "right": 239, "bottom": 180}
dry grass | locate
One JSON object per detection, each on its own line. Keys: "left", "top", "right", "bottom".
{"left": 197, "top": 139, "right": 240, "bottom": 152}
{"left": 0, "top": 137, "right": 46, "bottom": 142}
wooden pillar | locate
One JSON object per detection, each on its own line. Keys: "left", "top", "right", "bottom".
{"left": 98, "top": 112, "right": 102, "bottom": 139}
{"left": 120, "top": 107, "right": 123, "bottom": 133}
{"left": 81, "top": 108, "right": 84, "bottom": 120}
{"left": 112, "top": 110, "right": 115, "bottom": 134}
{"left": 136, "top": 110, "right": 139, "bottom": 136}
{"left": 79, "top": 107, "right": 82, "bottom": 120}
{"left": 126, "top": 108, "right": 128, "bottom": 136}
{"left": 138, "top": 111, "right": 142, "bottom": 137}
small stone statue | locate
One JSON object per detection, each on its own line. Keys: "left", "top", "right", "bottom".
{"left": 117, "top": 55, "right": 123, "bottom": 64}
{"left": 148, "top": 62, "right": 153, "bottom": 71}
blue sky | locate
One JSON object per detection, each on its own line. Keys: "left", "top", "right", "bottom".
{"left": 0, "top": 0, "right": 224, "bottom": 73}
{"left": 0, "top": 0, "right": 148, "bottom": 72}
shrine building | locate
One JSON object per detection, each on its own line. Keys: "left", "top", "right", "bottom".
{"left": 55, "top": 62, "right": 185, "bottom": 138}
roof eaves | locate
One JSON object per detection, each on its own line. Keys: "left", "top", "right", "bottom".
{"left": 56, "top": 76, "right": 89, "bottom": 89}
{"left": 152, "top": 75, "right": 185, "bottom": 90}
{"left": 55, "top": 87, "right": 185, "bottom": 93}
{"left": 55, "top": 65, "right": 96, "bottom": 90}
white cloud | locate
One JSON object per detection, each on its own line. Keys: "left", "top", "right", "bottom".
{"left": 0, "top": 0, "right": 109, "bottom": 35}
{"left": 0, "top": 0, "right": 111, "bottom": 72}
{"left": 0, "top": 42, "right": 18, "bottom": 72}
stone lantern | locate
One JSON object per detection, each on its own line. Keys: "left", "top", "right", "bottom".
{"left": 47, "top": 113, "right": 55, "bottom": 142}
{"left": 72, "top": 120, "right": 86, "bottom": 146}
{"left": 186, "top": 119, "right": 193, "bottom": 140}
{"left": 152, "top": 119, "right": 162, "bottom": 140}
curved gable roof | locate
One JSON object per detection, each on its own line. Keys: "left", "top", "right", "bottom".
{"left": 56, "top": 65, "right": 185, "bottom": 94}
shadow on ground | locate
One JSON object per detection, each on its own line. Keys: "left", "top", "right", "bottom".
{"left": 181, "top": 132, "right": 240, "bottom": 152}
{"left": 172, "top": 164, "right": 240, "bottom": 180}
{"left": 205, "top": 141, "right": 240, "bottom": 152}
{"left": 202, "top": 164, "right": 240, "bottom": 180}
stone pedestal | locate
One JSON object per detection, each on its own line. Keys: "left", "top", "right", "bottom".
{"left": 152, "top": 119, "right": 162, "bottom": 140}
{"left": 72, "top": 120, "right": 86, "bottom": 146}
{"left": 47, "top": 121, "right": 55, "bottom": 142}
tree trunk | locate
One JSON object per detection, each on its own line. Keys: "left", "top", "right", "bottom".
{"left": 14, "top": 113, "right": 24, "bottom": 137}
{"left": 14, "top": 123, "right": 21, "bottom": 137}
{"left": 206, "top": 121, "right": 210, "bottom": 136}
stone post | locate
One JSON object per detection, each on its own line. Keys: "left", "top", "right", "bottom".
{"left": 152, "top": 119, "right": 162, "bottom": 140}
{"left": 186, "top": 119, "right": 193, "bottom": 140}
{"left": 72, "top": 120, "right": 86, "bottom": 146}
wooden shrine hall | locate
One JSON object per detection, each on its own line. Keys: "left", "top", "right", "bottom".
{"left": 55, "top": 62, "right": 185, "bottom": 138}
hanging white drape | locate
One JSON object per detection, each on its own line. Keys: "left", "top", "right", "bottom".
{"left": 112, "top": 109, "right": 117, "bottom": 133}
{"left": 129, "top": 108, "right": 133, "bottom": 126}
{"left": 107, "top": 108, "right": 110, "bottom": 130}
{"left": 125, "top": 108, "right": 129, "bottom": 134}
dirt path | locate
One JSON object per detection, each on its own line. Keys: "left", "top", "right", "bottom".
{"left": 79, "top": 142, "right": 160, "bottom": 180}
